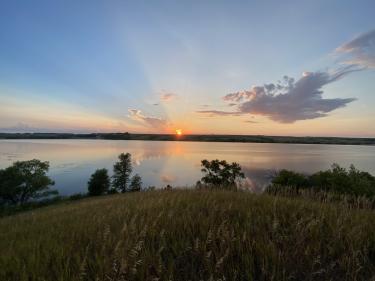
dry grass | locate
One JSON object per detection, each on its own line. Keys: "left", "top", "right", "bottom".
{"left": 1, "top": 190, "right": 375, "bottom": 280}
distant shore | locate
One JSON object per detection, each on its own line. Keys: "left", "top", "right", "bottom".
{"left": 1, "top": 132, "right": 375, "bottom": 145}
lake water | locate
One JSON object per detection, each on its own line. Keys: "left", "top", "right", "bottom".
{"left": 0, "top": 139, "right": 374, "bottom": 195}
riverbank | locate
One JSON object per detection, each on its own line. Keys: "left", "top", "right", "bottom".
{"left": 1, "top": 189, "right": 375, "bottom": 280}
{"left": 1, "top": 132, "right": 375, "bottom": 145}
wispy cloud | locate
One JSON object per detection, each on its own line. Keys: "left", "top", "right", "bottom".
{"left": 161, "top": 175, "right": 176, "bottom": 183}
{"left": 195, "top": 110, "right": 243, "bottom": 117}
{"left": 0, "top": 122, "right": 40, "bottom": 133}
{"left": 160, "top": 91, "right": 178, "bottom": 102}
{"left": 336, "top": 29, "right": 375, "bottom": 68}
{"left": 128, "top": 109, "right": 168, "bottom": 129}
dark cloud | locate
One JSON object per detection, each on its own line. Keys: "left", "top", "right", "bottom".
{"left": 336, "top": 29, "right": 375, "bottom": 68}
{"left": 128, "top": 109, "right": 168, "bottom": 128}
{"left": 228, "top": 103, "right": 237, "bottom": 107}
{"left": 244, "top": 120, "right": 258, "bottom": 124}
{"left": 220, "top": 66, "right": 360, "bottom": 123}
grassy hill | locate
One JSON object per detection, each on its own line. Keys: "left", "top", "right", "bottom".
{"left": 1, "top": 190, "right": 375, "bottom": 280}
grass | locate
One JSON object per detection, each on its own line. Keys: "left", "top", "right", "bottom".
{"left": 1, "top": 190, "right": 375, "bottom": 280}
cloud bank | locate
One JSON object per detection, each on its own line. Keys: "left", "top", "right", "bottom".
{"left": 336, "top": 29, "right": 375, "bottom": 68}
{"left": 128, "top": 109, "right": 168, "bottom": 129}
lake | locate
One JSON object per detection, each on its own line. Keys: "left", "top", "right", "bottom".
{"left": 0, "top": 139, "right": 374, "bottom": 195}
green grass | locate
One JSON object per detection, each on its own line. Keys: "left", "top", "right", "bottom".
{"left": 1, "top": 190, "right": 375, "bottom": 280}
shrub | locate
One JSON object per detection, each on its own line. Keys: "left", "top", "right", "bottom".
{"left": 270, "top": 164, "right": 375, "bottom": 198}
{"left": 271, "top": 169, "right": 308, "bottom": 189}
{"left": 88, "top": 169, "right": 110, "bottom": 196}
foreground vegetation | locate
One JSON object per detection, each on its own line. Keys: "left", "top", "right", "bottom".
{"left": 1, "top": 132, "right": 375, "bottom": 145}
{"left": 1, "top": 190, "right": 375, "bottom": 280}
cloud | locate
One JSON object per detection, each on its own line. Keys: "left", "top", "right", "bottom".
{"left": 128, "top": 109, "right": 168, "bottom": 129}
{"left": 336, "top": 29, "right": 375, "bottom": 68}
{"left": 0, "top": 122, "right": 39, "bottom": 133}
{"left": 161, "top": 175, "right": 176, "bottom": 183}
{"left": 220, "top": 66, "right": 360, "bottom": 123}
{"left": 160, "top": 91, "right": 178, "bottom": 102}
{"left": 195, "top": 110, "right": 243, "bottom": 117}
{"left": 244, "top": 120, "right": 258, "bottom": 124}
{"left": 228, "top": 103, "right": 237, "bottom": 107}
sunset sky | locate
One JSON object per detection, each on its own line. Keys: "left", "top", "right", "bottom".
{"left": 0, "top": 0, "right": 374, "bottom": 137}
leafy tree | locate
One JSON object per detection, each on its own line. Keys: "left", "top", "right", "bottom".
{"left": 129, "top": 174, "right": 142, "bottom": 192}
{"left": 199, "top": 159, "right": 245, "bottom": 189}
{"left": 112, "top": 153, "right": 132, "bottom": 193}
{"left": 0, "top": 159, "right": 56, "bottom": 205}
{"left": 88, "top": 169, "right": 110, "bottom": 196}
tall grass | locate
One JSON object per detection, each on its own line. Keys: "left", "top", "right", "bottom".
{"left": 1, "top": 190, "right": 375, "bottom": 280}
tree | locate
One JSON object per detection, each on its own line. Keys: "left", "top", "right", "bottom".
{"left": 129, "top": 174, "right": 142, "bottom": 192}
{"left": 112, "top": 153, "right": 132, "bottom": 193}
{"left": 88, "top": 169, "right": 110, "bottom": 196}
{"left": 0, "top": 159, "right": 56, "bottom": 205}
{"left": 199, "top": 159, "right": 245, "bottom": 189}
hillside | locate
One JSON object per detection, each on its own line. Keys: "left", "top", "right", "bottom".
{"left": 1, "top": 190, "right": 375, "bottom": 280}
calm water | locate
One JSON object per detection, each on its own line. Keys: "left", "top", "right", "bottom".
{"left": 0, "top": 139, "right": 374, "bottom": 195}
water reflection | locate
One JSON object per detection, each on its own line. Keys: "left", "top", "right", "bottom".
{"left": 0, "top": 139, "right": 374, "bottom": 195}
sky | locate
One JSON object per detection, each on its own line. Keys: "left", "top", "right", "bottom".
{"left": 0, "top": 0, "right": 374, "bottom": 137}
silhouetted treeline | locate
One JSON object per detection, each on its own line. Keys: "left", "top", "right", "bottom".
{"left": 1, "top": 132, "right": 375, "bottom": 145}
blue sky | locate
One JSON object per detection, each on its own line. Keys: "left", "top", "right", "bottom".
{"left": 0, "top": 0, "right": 374, "bottom": 136}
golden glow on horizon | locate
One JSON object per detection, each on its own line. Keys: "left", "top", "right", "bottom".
{"left": 175, "top": 129, "right": 182, "bottom": 135}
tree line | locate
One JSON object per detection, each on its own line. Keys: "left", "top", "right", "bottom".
{"left": 0, "top": 154, "right": 245, "bottom": 206}
{"left": 2, "top": 153, "right": 374, "bottom": 208}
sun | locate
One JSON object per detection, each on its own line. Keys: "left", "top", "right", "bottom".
{"left": 175, "top": 129, "right": 182, "bottom": 136}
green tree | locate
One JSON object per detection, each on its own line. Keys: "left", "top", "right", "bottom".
{"left": 129, "top": 174, "right": 142, "bottom": 192}
{"left": 112, "top": 153, "right": 132, "bottom": 193}
{"left": 0, "top": 159, "right": 56, "bottom": 205}
{"left": 88, "top": 169, "right": 110, "bottom": 196}
{"left": 199, "top": 159, "right": 245, "bottom": 189}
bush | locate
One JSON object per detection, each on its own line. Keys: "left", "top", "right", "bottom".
{"left": 68, "top": 193, "right": 87, "bottom": 200}
{"left": 271, "top": 169, "right": 308, "bottom": 189}
{"left": 88, "top": 169, "right": 110, "bottom": 196}
{"left": 270, "top": 164, "right": 375, "bottom": 198}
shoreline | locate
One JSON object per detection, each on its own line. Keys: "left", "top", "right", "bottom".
{"left": 1, "top": 132, "right": 375, "bottom": 146}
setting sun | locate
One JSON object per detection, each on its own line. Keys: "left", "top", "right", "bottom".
{"left": 175, "top": 129, "right": 182, "bottom": 135}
